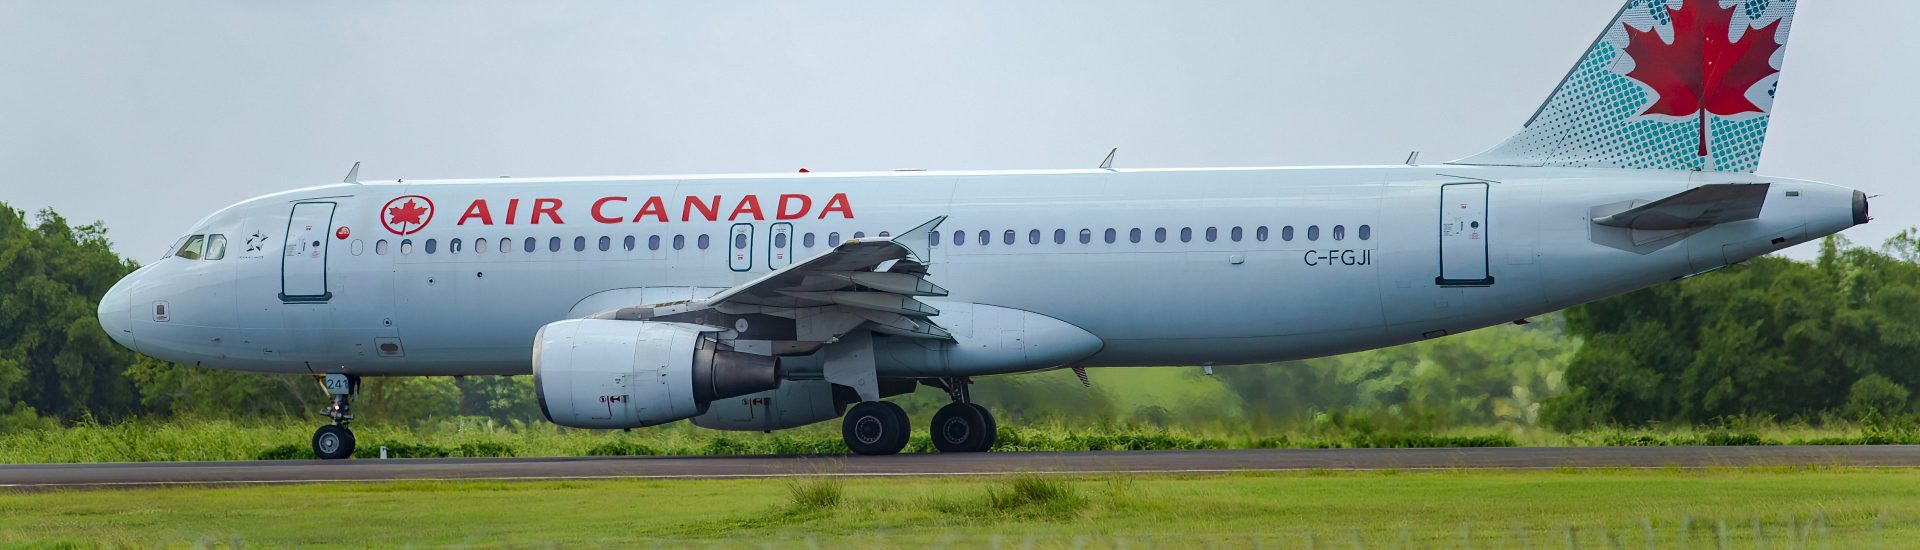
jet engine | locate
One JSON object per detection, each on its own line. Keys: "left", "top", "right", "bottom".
{"left": 533, "top": 319, "right": 778, "bottom": 429}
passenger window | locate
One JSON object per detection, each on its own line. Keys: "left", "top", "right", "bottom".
{"left": 499, "top": 238, "right": 510, "bottom": 254}
{"left": 804, "top": 233, "right": 817, "bottom": 248}
{"left": 734, "top": 233, "right": 749, "bottom": 249}
{"left": 1359, "top": 225, "right": 1372, "bottom": 240}
{"left": 450, "top": 238, "right": 463, "bottom": 254}
{"left": 548, "top": 237, "right": 561, "bottom": 252}
{"left": 697, "top": 234, "right": 710, "bottom": 249}
{"left": 878, "top": 231, "right": 890, "bottom": 238}
{"left": 1307, "top": 225, "right": 1321, "bottom": 241}
{"left": 1003, "top": 230, "right": 1015, "bottom": 245}
{"left": 475, "top": 238, "right": 488, "bottom": 254}
{"left": 204, "top": 234, "right": 227, "bottom": 260}
{"left": 673, "top": 235, "right": 686, "bottom": 250}
{"left": 929, "top": 231, "right": 941, "bottom": 246}
{"left": 599, "top": 236, "right": 611, "bottom": 251}
{"left": 1079, "top": 229, "right": 1091, "bottom": 244}
{"left": 1180, "top": 228, "right": 1192, "bottom": 243}
{"left": 952, "top": 230, "right": 964, "bottom": 246}
{"left": 1333, "top": 225, "right": 1346, "bottom": 241}
{"left": 174, "top": 235, "right": 206, "bottom": 260}
{"left": 1231, "top": 227, "right": 1243, "bottom": 242}
{"left": 1205, "top": 227, "right": 1218, "bottom": 242}
{"left": 425, "top": 239, "right": 438, "bottom": 254}
{"left": 773, "top": 232, "right": 788, "bottom": 248}
{"left": 1155, "top": 228, "right": 1167, "bottom": 243}
{"left": 1130, "top": 228, "right": 1141, "bottom": 243}
{"left": 1256, "top": 226, "right": 1268, "bottom": 241}
{"left": 1104, "top": 228, "right": 1116, "bottom": 244}
{"left": 623, "top": 236, "right": 635, "bottom": 251}
{"left": 1282, "top": 226, "right": 1295, "bottom": 241}
{"left": 402, "top": 239, "right": 415, "bottom": 255}
{"left": 573, "top": 236, "right": 586, "bottom": 252}
{"left": 978, "top": 230, "right": 990, "bottom": 246}
{"left": 853, "top": 231, "right": 866, "bottom": 239}
{"left": 1028, "top": 229, "right": 1040, "bottom": 245}
{"left": 649, "top": 235, "right": 662, "bottom": 250}
{"left": 376, "top": 239, "right": 390, "bottom": 255}
{"left": 829, "top": 232, "right": 842, "bottom": 246}
{"left": 1054, "top": 229, "right": 1066, "bottom": 244}
{"left": 524, "top": 237, "right": 536, "bottom": 253}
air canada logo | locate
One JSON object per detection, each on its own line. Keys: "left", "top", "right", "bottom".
{"left": 1620, "top": 0, "right": 1783, "bottom": 156}
{"left": 381, "top": 195, "right": 434, "bottom": 235}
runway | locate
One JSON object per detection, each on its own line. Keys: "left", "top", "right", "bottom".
{"left": 2, "top": 445, "right": 1915, "bottom": 489}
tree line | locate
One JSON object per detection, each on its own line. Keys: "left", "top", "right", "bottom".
{"left": 0, "top": 201, "right": 1913, "bottom": 432}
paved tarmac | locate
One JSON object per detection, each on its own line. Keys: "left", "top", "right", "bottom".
{"left": 2, "top": 445, "right": 1915, "bottom": 489}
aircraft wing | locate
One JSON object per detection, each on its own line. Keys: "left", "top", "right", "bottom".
{"left": 1592, "top": 183, "right": 1770, "bottom": 231}
{"left": 703, "top": 216, "right": 954, "bottom": 340}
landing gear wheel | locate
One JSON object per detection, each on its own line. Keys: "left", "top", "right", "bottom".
{"left": 968, "top": 403, "right": 998, "bottom": 451}
{"left": 842, "top": 401, "right": 911, "bottom": 456}
{"left": 932, "top": 402, "right": 992, "bottom": 453}
{"left": 313, "top": 424, "right": 356, "bottom": 460}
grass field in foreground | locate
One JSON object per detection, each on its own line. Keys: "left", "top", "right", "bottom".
{"left": 2, "top": 468, "right": 1916, "bottom": 548}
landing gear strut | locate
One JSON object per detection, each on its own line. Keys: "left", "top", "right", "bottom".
{"left": 930, "top": 377, "right": 996, "bottom": 453}
{"left": 312, "top": 374, "right": 358, "bottom": 460}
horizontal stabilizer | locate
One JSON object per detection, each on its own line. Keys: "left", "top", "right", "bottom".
{"left": 1593, "top": 183, "right": 1769, "bottom": 230}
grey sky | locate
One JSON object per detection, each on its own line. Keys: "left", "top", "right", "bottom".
{"left": 3, "top": 1, "right": 1913, "bottom": 262}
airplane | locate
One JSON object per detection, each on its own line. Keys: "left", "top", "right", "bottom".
{"left": 98, "top": 0, "right": 1862, "bottom": 459}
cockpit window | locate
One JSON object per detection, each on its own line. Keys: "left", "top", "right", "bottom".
{"left": 174, "top": 235, "right": 206, "bottom": 260}
{"left": 203, "top": 234, "right": 228, "bottom": 260}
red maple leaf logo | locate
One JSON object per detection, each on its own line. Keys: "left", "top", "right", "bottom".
{"left": 388, "top": 199, "right": 427, "bottom": 226}
{"left": 1621, "top": 0, "right": 1783, "bottom": 157}
{"left": 381, "top": 195, "right": 434, "bottom": 235}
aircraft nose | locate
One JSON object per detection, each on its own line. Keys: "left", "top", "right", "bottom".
{"left": 98, "top": 274, "right": 137, "bottom": 353}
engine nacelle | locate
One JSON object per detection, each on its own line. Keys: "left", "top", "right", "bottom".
{"left": 691, "top": 379, "right": 848, "bottom": 432}
{"left": 533, "top": 319, "right": 778, "bottom": 429}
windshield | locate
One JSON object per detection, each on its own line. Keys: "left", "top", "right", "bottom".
{"left": 174, "top": 235, "right": 206, "bottom": 260}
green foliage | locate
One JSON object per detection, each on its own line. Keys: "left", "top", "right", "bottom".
{"left": 0, "top": 205, "right": 141, "bottom": 422}
{"left": 123, "top": 356, "right": 316, "bottom": 417}
{"left": 1546, "top": 234, "right": 1920, "bottom": 430}
{"left": 783, "top": 477, "right": 844, "bottom": 511}
{"left": 585, "top": 440, "right": 660, "bottom": 456}
{"left": 1845, "top": 374, "right": 1913, "bottom": 419}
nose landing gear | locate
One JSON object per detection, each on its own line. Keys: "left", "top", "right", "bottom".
{"left": 312, "top": 374, "right": 358, "bottom": 460}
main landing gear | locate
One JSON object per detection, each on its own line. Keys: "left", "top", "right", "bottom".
{"left": 838, "top": 377, "right": 997, "bottom": 456}
{"left": 930, "top": 377, "right": 995, "bottom": 454}
{"left": 312, "top": 374, "right": 358, "bottom": 460}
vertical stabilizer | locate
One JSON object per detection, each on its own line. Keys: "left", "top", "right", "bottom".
{"left": 1453, "top": 0, "right": 1800, "bottom": 172}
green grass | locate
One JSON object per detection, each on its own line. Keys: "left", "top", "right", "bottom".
{"left": 1, "top": 469, "right": 1915, "bottom": 547}
{"left": 1, "top": 416, "right": 1915, "bottom": 464}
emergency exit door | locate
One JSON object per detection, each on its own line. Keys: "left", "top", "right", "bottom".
{"left": 729, "top": 223, "right": 754, "bottom": 272}
{"left": 767, "top": 222, "right": 795, "bottom": 269}
{"left": 280, "top": 202, "right": 336, "bottom": 302}
{"left": 1436, "top": 183, "right": 1494, "bottom": 286}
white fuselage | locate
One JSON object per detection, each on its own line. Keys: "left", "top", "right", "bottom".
{"left": 99, "top": 165, "right": 1861, "bottom": 378}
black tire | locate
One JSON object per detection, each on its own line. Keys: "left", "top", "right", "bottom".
{"left": 931, "top": 402, "right": 990, "bottom": 453}
{"left": 313, "top": 425, "right": 356, "bottom": 460}
{"left": 842, "top": 401, "right": 910, "bottom": 455}
{"left": 968, "top": 403, "right": 998, "bottom": 452}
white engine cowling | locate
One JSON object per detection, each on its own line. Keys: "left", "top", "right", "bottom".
{"left": 691, "top": 379, "right": 847, "bottom": 432}
{"left": 533, "top": 319, "right": 778, "bottom": 429}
